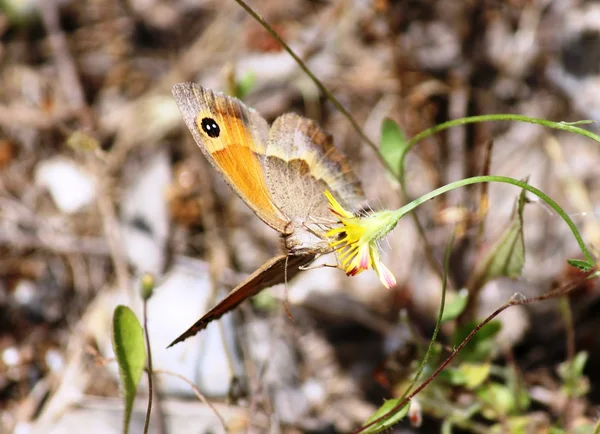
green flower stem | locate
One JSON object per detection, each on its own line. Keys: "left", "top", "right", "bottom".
{"left": 399, "top": 232, "right": 455, "bottom": 402}
{"left": 392, "top": 175, "right": 595, "bottom": 266}
{"left": 396, "top": 115, "right": 600, "bottom": 290}
{"left": 405, "top": 115, "right": 600, "bottom": 155}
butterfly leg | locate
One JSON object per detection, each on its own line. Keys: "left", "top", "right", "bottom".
{"left": 299, "top": 262, "right": 341, "bottom": 271}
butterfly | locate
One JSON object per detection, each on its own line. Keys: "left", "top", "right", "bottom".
{"left": 168, "top": 83, "right": 364, "bottom": 347}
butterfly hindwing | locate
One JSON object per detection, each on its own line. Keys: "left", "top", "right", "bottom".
{"left": 265, "top": 113, "right": 365, "bottom": 223}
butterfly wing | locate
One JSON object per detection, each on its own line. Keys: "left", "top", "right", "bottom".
{"left": 172, "top": 83, "right": 288, "bottom": 233}
{"left": 169, "top": 89, "right": 365, "bottom": 347}
{"left": 265, "top": 113, "right": 365, "bottom": 223}
{"left": 167, "top": 253, "right": 315, "bottom": 347}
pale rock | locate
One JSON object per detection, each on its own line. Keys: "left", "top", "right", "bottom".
{"left": 120, "top": 151, "right": 171, "bottom": 275}
{"left": 35, "top": 158, "right": 96, "bottom": 214}
{"left": 98, "top": 258, "right": 245, "bottom": 398}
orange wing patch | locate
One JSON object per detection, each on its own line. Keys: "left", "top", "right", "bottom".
{"left": 212, "top": 145, "right": 278, "bottom": 223}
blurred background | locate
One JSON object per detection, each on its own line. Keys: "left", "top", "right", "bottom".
{"left": 1, "top": 0, "right": 600, "bottom": 433}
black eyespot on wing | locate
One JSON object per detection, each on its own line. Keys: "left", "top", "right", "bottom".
{"left": 201, "top": 117, "right": 220, "bottom": 138}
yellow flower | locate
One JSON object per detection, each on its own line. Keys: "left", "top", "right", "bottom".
{"left": 325, "top": 191, "right": 397, "bottom": 288}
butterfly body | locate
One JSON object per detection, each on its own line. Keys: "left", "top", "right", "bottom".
{"left": 169, "top": 83, "right": 364, "bottom": 346}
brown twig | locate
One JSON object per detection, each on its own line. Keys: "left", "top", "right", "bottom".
{"left": 0, "top": 104, "right": 74, "bottom": 129}
{"left": 39, "top": 0, "right": 93, "bottom": 129}
{"left": 354, "top": 275, "right": 590, "bottom": 433}
{"left": 231, "top": 0, "right": 380, "bottom": 155}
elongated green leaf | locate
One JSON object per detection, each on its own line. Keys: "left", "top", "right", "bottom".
{"left": 362, "top": 399, "right": 410, "bottom": 433}
{"left": 380, "top": 118, "right": 408, "bottom": 179}
{"left": 112, "top": 305, "right": 146, "bottom": 434}
{"left": 567, "top": 259, "right": 594, "bottom": 272}
{"left": 475, "top": 186, "right": 527, "bottom": 285}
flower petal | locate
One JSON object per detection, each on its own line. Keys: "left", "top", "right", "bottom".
{"left": 373, "top": 256, "right": 396, "bottom": 289}
{"left": 324, "top": 190, "right": 354, "bottom": 219}
{"left": 358, "top": 244, "right": 371, "bottom": 270}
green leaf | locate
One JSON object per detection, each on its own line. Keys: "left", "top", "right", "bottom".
{"left": 438, "top": 367, "right": 468, "bottom": 386}
{"left": 558, "top": 351, "right": 590, "bottom": 398}
{"left": 457, "top": 362, "right": 491, "bottom": 389}
{"left": 362, "top": 399, "right": 410, "bottom": 433}
{"left": 112, "top": 305, "right": 146, "bottom": 434}
{"left": 0, "top": 0, "right": 39, "bottom": 26}
{"left": 491, "top": 416, "right": 552, "bottom": 434}
{"left": 380, "top": 118, "right": 408, "bottom": 179}
{"left": 473, "top": 186, "right": 527, "bottom": 286}
{"left": 567, "top": 259, "right": 594, "bottom": 272}
{"left": 575, "top": 423, "right": 595, "bottom": 434}
{"left": 571, "top": 351, "right": 589, "bottom": 377}
{"left": 441, "top": 288, "right": 469, "bottom": 322}
{"left": 477, "top": 383, "right": 529, "bottom": 419}
{"left": 252, "top": 290, "right": 278, "bottom": 311}
{"left": 236, "top": 72, "right": 257, "bottom": 100}
{"left": 453, "top": 320, "right": 502, "bottom": 362}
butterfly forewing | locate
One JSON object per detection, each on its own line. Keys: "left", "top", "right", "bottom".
{"left": 172, "top": 83, "right": 288, "bottom": 233}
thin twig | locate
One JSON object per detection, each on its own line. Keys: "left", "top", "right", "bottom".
{"left": 93, "top": 164, "right": 132, "bottom": 296}
{"left": 0, "top": 104, "right": 74, "bottom": 129}
{"left": 231, "top": 0, "right": 379, "bottom": 154}
{"left": 38, "top": 0, "right": 94, "bottom": 129}
{"left": 193, "top": 151, "right": 238, "bottom": 386}
{"left": 153, "top": 370, "right": 230, "bottom": 433}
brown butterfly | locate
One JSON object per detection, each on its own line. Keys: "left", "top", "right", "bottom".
{"left": 168, "top": 83, "right": 364, "bottom": 347}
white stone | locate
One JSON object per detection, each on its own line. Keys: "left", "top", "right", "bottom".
{"left": 12, "top": 279, "right": 36, "bottom": 306}
{"left": 2, "top": 347, "right": 20, "bottom": 367}
{"left": 120, "top": 151, "right": 171, "bottom": 275}
{"left": 301, "top": 379, "right": 326, "bottom": 408}
{"left": 35, "top": 158, "right": 96, "bottom": 214}
{"left": 45, "top": 349, "right": 65, "bottom": 373}
{"left": 99, "top": 258, "right": 245, "bottom": 398}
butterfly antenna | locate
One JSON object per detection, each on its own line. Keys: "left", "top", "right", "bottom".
{"left": 283, "top": 254, "right": 295, "bottom": 323}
